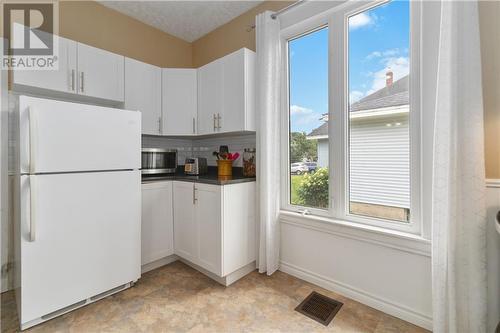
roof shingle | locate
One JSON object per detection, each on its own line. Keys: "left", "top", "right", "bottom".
{"left": 307, "top": 75, "right": 409, "bottom": 137}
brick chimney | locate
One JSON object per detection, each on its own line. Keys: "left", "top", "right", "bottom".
{"left": 386, "top": 69, "right": 393, "bottom": 87}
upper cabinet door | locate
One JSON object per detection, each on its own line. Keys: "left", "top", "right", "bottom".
{"left": 162, "top": 69, "right": 197, "bottom": 135}
{"left": 13, "top": 35, "right": 77, "bottom": 94}
{"left": 221, "top": 48, "right": 256, "bottom": 133}
{"left": 125, "top": 58, "right": 162, "bottom": 135}
{"left": 197, "top": 59, "right": 223, "bottom": 135}
{"left": 221, "top": 49, "right": 245, "bottom": 133}
{"left": 77, "top": 43, "right": 124, "bottom": 102}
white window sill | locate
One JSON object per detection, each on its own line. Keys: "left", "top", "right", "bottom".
{"left": 279, "top": 210, "right": 431, "bottom": 257}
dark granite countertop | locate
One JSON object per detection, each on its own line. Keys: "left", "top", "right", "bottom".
{"left": 141, "top": 166, "right": 256, "bottom": 185}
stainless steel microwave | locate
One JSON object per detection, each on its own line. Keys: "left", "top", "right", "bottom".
{"left": 141, "top": 148, "right": 177, "bottom": 174}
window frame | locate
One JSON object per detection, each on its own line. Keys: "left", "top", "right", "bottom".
{"left": 280, "top": 0, "right": 423, "bottom": 235}
{"left": 280, "top": 19, "right": 332, "bottom": 219}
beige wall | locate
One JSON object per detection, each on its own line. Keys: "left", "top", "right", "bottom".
{"left": 192, "top": 1, "right": 292, "bottom": 67}
{"left": 479, "top": 1, "right": 500, "bottom": 179}
{"left": 59, "top": 1, "right": 192, "bottom": 68}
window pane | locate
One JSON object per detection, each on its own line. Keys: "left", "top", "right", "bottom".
{"left": 288, "top": 27, "right": 329, "bottom": 209}
{"left": 347, "top": 1, "right": 410, "bottom": 222}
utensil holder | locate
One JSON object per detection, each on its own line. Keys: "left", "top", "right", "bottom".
{"left": 217, "top": 160, "right": 233, "bottom": 177}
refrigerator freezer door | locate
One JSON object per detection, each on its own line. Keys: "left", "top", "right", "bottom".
{"left": 19, "top": 171, "right": 140, "bottom": 325}
{"left": 19, "top": 96, "right": 140, "bottom": 174}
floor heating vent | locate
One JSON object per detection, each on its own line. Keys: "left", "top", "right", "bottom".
{"left": 295, "top": 291, "right": 343, "bottom": 326}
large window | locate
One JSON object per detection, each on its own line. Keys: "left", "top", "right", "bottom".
{"left": 288, "top": 27, "right": 329, "bottom": 210}
{"left": 284, "top": 0, "right": 418, "bottom": 232}
{"left": 347, "top": 1, "right": 410, "bottom": 222}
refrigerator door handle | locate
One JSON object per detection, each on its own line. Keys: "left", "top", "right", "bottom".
{"left": 29, "top": 107, "right": 37, "bottom": 174}
{"left": 29, "top": 175, "right": 37, "bottom": 242}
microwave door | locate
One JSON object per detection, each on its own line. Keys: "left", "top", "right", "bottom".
{"left": 141, "top": 149, "right": 177, "bottom": 174}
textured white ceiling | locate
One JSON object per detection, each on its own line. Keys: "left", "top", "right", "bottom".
{"left": 99, "top": 1, "right": 264, "bottom": 42}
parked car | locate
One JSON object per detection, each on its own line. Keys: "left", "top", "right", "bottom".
{"left": 304, "top": 162, "right": 318, "bottom": 172}
{"left": 291, "top": 162, "right": 309, "bottom": 175}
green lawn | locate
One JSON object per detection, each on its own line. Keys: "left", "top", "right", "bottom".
{"left": 290, "top": 174, "right": 304, "bottom": 205}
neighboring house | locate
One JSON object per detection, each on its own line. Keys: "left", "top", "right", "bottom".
{"left": 307, "top": 72, "right": 410, "bottom": 213}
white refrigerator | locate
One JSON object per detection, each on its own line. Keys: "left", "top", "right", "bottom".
{"left": 13, "top": 95, "right": 141, "bottom": 330}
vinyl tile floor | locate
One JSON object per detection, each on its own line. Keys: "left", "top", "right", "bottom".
{"left": 1, "top": 261, "right": 429, "bottom": 333}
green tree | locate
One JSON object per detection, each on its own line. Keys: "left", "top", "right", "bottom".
{"left": 290, "top": 132, "right": 317, "bottom": 163}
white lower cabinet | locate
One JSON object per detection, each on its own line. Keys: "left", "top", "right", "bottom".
{"left": 173, "top": 181, "right": 256, "bottom": 278}
{"left": 172, "top": 182, "right": 198, "bottom": 263}
{"left": 141, "top": 181, "right": 174, "bottom": 265}
{"left": 195, "top": 184, "right": 222, "bottom": 275}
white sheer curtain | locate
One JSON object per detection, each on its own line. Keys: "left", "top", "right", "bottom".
{"left": 432, "top": 1, "right": 487, "bottom": 332}
{"left": 255, "top": 11, "right": 281, "bottom": 275}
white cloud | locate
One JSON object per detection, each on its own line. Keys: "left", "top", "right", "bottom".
{"left": 365, "top": 51, "right": 382, "bottom": 61}
{"left": 365, "top": 48, "right": 401, "bottom": 61}
{"left": 382, "top": 48, "right": 400, "bottom": 57}
{"left": 290, "top": 105, "right": 312, "bottom": 115}
{"left": 365, "top": 56, "right": 409, "bottom": 95}
{"left": 350, "top": 91, "right": 365, "bottom": 104}
{"left": 290, "top": 105, "right": 322, "bottom": 129}
{"left": 349, "top": 13, "right": 374, "bottom": 30}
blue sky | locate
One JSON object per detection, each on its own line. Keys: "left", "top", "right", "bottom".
{"left": 289, "top": 0, "right": 410, "bottom": 133}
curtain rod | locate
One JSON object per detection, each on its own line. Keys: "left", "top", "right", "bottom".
{"left": 246, "top": 0, "right": 307, "bottom": 31}
{"left": 271, "top": 0, "right": 307, "bottom": 20}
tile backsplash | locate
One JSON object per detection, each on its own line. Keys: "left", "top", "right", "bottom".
{"left": 142, "top": 133, "right": 256, "bottom": 167}
{"left": 192, "top": 133, "right": 256, "bottom": 167}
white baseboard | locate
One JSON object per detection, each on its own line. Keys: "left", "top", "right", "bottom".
{"left": 141, "top": 255, "right": 179, "bottom": 274}
{"left": 279, "top": 261, "right": 432, "bottom": 331}
{"left": 179, "top": 258, "right": 256, "bottom": 286}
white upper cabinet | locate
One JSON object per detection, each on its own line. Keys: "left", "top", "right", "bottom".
{"left": 221, "top": 48, "right": 255, "bottom": 132}
{"left": 77, "top": 43, "right": 124, "bottom": 102}
{"left": 162, "top": 69, "right": 198, "bottom": 135}
{"left": 13, "top": 35, "right": 77, "bottom": 94}
{"left": 197, "top": 59, "right": 223, "bottom": 135}
{"left": 12, "top": 35, "right": 125, "bottom": 103}
{"left": 125, "top": 58, "right": 162, "bottom": 135}
{"left": 197, "top": 48, "right": 255, "bottom": 135}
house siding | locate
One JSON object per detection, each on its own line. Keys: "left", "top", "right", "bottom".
{"left": 349, "top": 113, "right": 410, "bottom": 208}
{"left": 317, "top": 140, "right": 329, "bottom": 168}
{"left": 316, "top": 112, "right": 410, "bottom": 209}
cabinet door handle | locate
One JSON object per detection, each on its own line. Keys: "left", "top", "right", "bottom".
{"left": 213, "top": 114, "right": 216, "bottom": 132}
{"left": 80, "top": 72, "right": 84, "bottom": 93}
{"left": 193, "top": 184, "right": 197, "bottom": 204}
{"left": 192, "top": 117, "right": 195, "bottom": 134}
{"left": 70, "top": 69, "right": 75, "bottom": 91}
{"left": 217, "top": 113, "right": 221, "bottom": 130}
{"left": 158, "top": 117, "right": 162, "bottom": 134}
